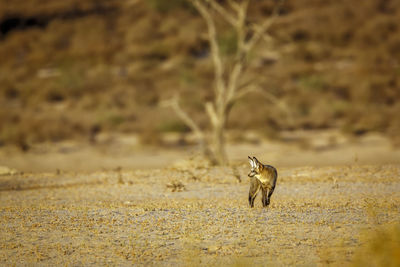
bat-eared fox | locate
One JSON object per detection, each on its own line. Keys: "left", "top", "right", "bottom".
{"left": 248, "top": 156, "right": 278, "bottom": 208}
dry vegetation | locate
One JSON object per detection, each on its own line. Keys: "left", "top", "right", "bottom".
{"left": 0, "top": 164, "right": 399, "bottom": 265}
{"left": 1, "top": 0, "right": 400, "bottom": 150}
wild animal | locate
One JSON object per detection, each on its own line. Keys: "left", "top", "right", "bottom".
{"left": 248, "top": 156, "right": 278, "bottom": 208}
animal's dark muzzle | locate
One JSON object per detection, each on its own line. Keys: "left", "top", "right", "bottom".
{"left": 248, "top": 171, "right": 256, "bottom": 177}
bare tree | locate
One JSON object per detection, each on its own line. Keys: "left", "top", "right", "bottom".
{"left": 162, "top": 0, "right": 284, "bottom": 165}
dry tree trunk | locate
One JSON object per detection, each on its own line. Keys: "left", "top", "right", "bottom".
{"left": 162, "top": 0, "right": 284, "bottom": 165}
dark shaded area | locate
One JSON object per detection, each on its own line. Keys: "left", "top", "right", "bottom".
{"left": 0, "top": 16, "right": 47, "bottom": 37}
{"left": 0, "top": 4, "right": 117, "bottom": 39}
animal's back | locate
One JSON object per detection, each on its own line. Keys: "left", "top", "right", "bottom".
{"left": 259, "top": 164, "right": 277, "bottom": 190}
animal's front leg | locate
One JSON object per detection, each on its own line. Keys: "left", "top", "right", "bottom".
{"left": 249, "top": 178, "right": 260, "bottom": 208}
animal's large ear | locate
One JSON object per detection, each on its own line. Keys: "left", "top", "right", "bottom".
{"left": 248, "top": 156, "right": 254, "bottom": 168}
{"left": 253, "top": 157, "right": 259, "bottom": 168}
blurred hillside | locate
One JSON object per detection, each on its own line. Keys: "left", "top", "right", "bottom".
{"left": 1, "top": 0, "right": 400, "bottom": 150}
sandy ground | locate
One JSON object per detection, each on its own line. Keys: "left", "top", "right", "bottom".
{"left": 0, "top": 131, "right": 399, "bottom": 266}
{"left": 1, "top": 164, "right": 400, "bottom": 266}
{"left": 0, "top": 131, "right": 399, "bottom": 172}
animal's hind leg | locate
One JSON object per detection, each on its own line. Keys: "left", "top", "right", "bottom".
{"left": 266, "top": 188, "right": 274, "bottom": 206}
{"left": 262, "top": 188, "right": 270, "bottom": 207}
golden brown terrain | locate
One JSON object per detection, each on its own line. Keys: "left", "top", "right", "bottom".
{"left": 1, "top": 0, "right": 400, "bottom": 264}
{"left": 1, "top": 134, "right": 399, "bottom": 266}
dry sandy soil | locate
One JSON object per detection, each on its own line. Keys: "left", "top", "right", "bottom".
{"left": 1, "top": 130, "right": 400, "bottom": 172}
{"left": 0, "top": 132, "right": 400, "bottom": 266}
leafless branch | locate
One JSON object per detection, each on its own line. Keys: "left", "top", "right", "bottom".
{"left": 226, "top": 63, "right": 244, "bottom": 105}
{"left": 160, "top": 94, "right": 204, "bottom": 140}
{"left": 245, "top": 0, "right": 284, "bottom": 51}
{"left": 226, "top": 0, "right": 249, "bottom": 105}
{"left": 168, "top": 0, "right": 285, "bottom": 164}
{"left": 233, "top": 84, "right": 281, "bottom": 106}
{"left": 202, "top": 0, "right": 282, "bottom": 52}
{"left": 191, "top": 0, "right": 226, "bottom": 98}
{"left": 160, "top": 95, "right": 218, "bottom": 163}
{"left": 205, "top": 101, "right": 219, "bottom": 127}
{"left": 205, "top": 0, "right": 237, "bottom": 26}
{"left": 227, "top": 0, "right": 240, "bottom": 12}
{"left": 235, "top": 0, "right": 249, "bottom": 55}
{"left": 234, "top": 84, "right": 294, "bottom": 125}
{"left": 232, "top": 85, "right": 259, "bottom": 102}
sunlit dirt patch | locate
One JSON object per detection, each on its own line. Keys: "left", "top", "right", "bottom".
{"left": 0, "top": 165, "right": 399, "bottom": 265}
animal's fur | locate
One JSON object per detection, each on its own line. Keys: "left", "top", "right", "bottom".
{"left": 248, "top": 156, "right": 278, "bottom": 208}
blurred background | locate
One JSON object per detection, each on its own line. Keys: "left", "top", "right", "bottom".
{"left": 0, "top": 0, "right": 399, "bottom": 171}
